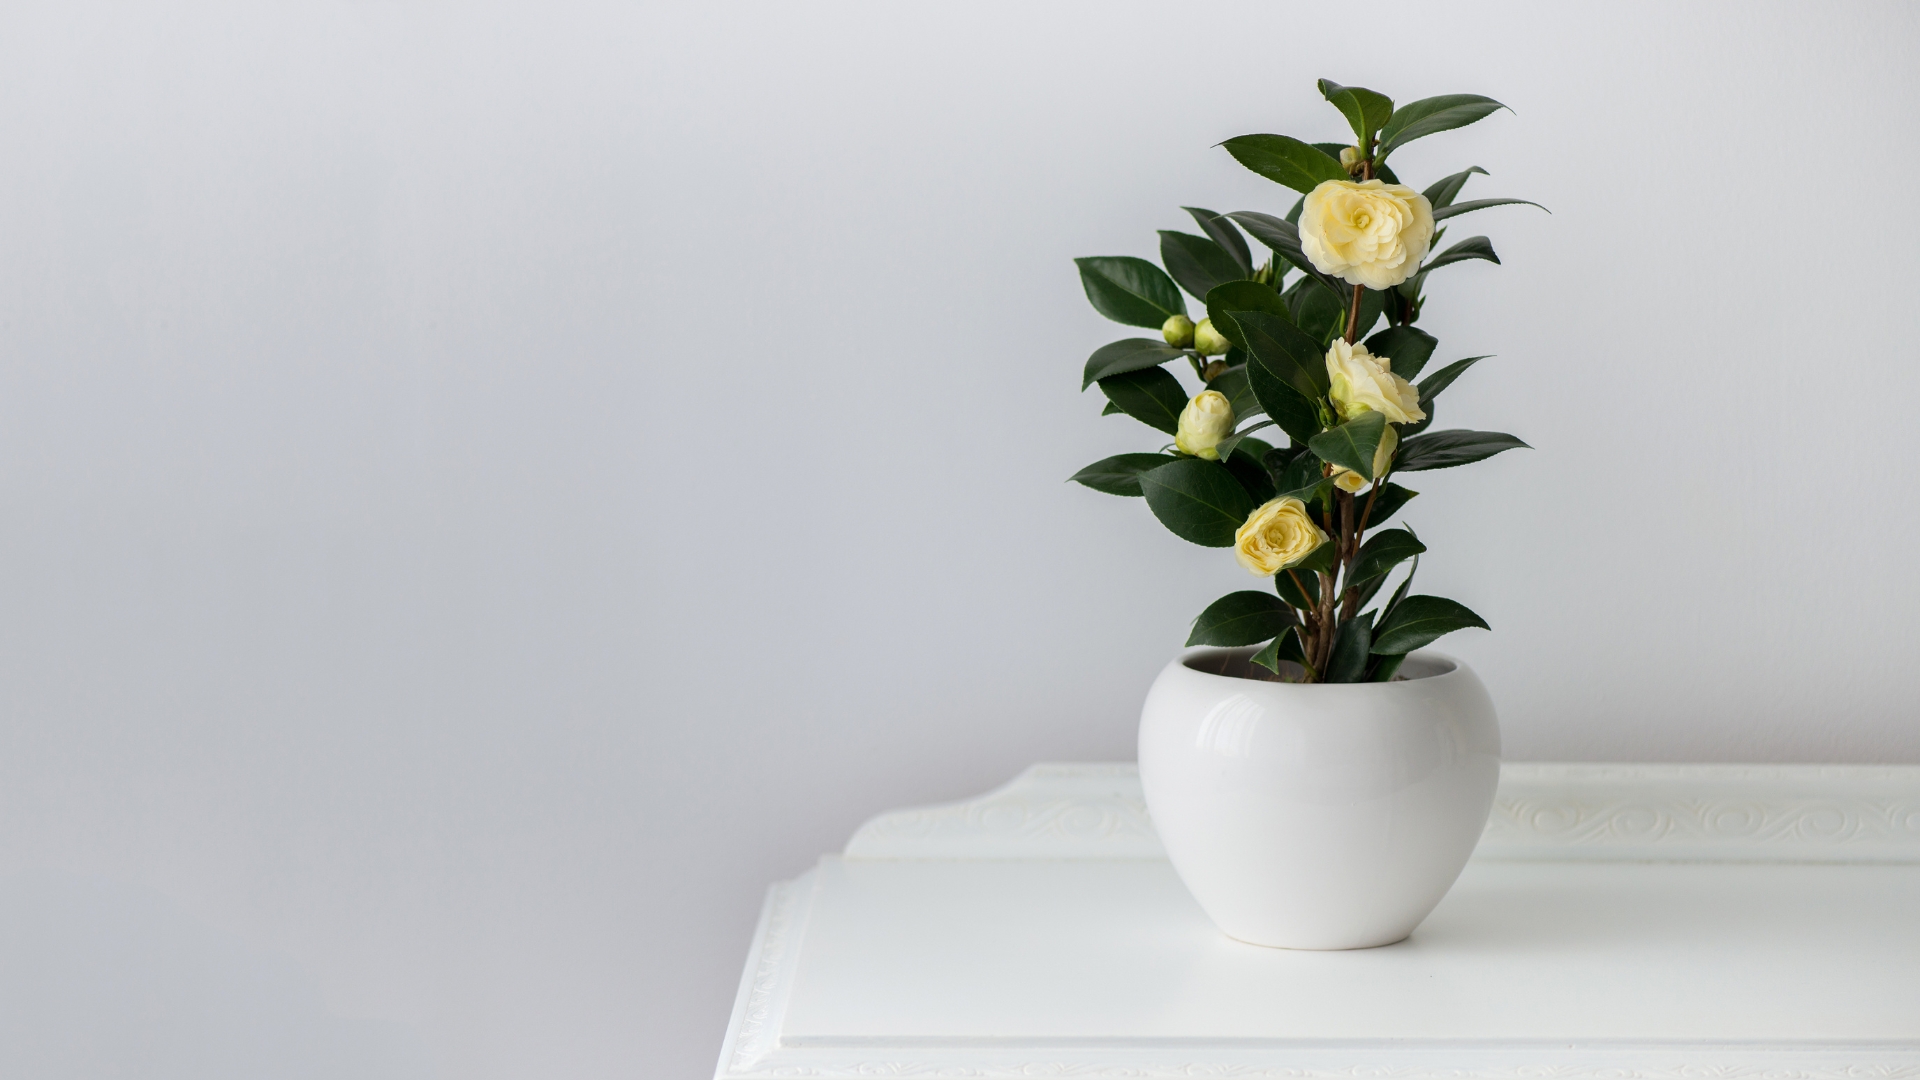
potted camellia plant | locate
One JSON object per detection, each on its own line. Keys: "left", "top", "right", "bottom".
{"left": 1071, "top": 80, "right": 1541, "bottom": 949}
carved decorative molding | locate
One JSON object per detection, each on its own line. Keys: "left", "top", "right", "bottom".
{"left": 844, "top": 762, "right": 1920, "bottom": 863}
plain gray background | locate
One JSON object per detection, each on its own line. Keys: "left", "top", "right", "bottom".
{"left": 1, "top": 0, "right": 1917, "bottom": 1076}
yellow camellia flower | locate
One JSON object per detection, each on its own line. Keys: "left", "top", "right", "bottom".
{"left": 1174, "top": 390, "right": 1235, "bottom": 460}
{"left": 1331, "top": 425, "right": 1399, "bottom": 493}
{"left": 1192, "top": 318, "right": 1231, "bottom": 356}
{"left": 1234, "top": 496, "right": 1329, "bottom": 576}
{"left": 1326, "top": 339, "right": 1424, "bottom": 424}
{"left": 1299, "top": 178, "right": 1435, "bottom": 290}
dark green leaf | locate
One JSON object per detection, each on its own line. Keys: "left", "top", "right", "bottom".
{"left": 1068, "top": 453, "right": 1178, "bottom": 497}
{"left": 1138, "top": 458, "right": 1257, "bottom": 547}
{"left": 1364, "top": 325, "right": 1439, "bottom": 381}
{"left": 1183, "top": 207, "right": 1253, "bottom": 275}
{"left": 1206, "top": 363, "right": 1262, "bottom": 421}
{"left": 1226, "top": 211, "right": 1345, "bottom": 296}
{"left": 1187, "top": 591, "right": 1296, "bottom": 647}
{"left": 1377, "top": 94, "right": 1509, "bottom": 159}
{"left": 1308, "top": 411, "right": 1388, "bottom": 480}
{"left": 1220, "top": 134, "right": 1348, "bottom": 193}
{"left": 1371, "top": 595, "right": 1489, "bottom": 654}
{"left": 1159, "top": 231, "right": 1248, "bottom": 301}
{"left": 1081, "top": 338, "right": 1186, "bottom": 389}
{"left": 1274, "top": 568, "right": 1318, "bottom": 609}
{"left": 1349, "top": 527, "right": 1427, "bottom": 584}
{"left": 1244, "top": 361, "right": 1321, "bottom": 446}
{"left": 1416, "top": 355, "right": 1490, "bottom": 403}
{"left": 1297, "top": 537, "right": 1338, "bottom": 573}
{"left": 1222, "top": 439, "right": 1277, "bottom": 503}
{"left": 1214, "top": 419, "right": 1276, "bottom": 464}
{"left": 1097, "top": 366, "right": 1189, "bottom": 435}
{"left": 1324, "top": 611, "right": 1374, "bottom": 683}
{"left": 1252, "top": 625, "right": 1308, "bottom": 675}
{"left": 1101, "top": 400, "right": 1123, "bottom": 416}
{"left": 1317, "top": 80, "right": 1395, "bottom": 143}
{"left": 1074, "top": 256, "right": 1187, "bottom": 328}
{"left": 1422, "top": 166, "right": 1489, "bottom": 210}
{"left": 1346, "top": 568, "right": 1390, "bottom": 613}
{"left": 1431, "top": 198, "right": 1548, "bottom": 222}
{"left": 1379, "top": 551, "right": 1417, "bottom": 623}
{"left": 1368, "top": 653, "right": 1408, "bottom": 681}
{"left": 1236, "top": 310, "right": 1331, "bottom": 402}
{"left": 1357, "top": 482, "right": 1417, "bottom": 526}
{"left": 1204, "top": 280, "right": 1294, "bottom": 351}
{"left": 1422, "top": 235, "right": 1499, "bottom": 273}
{"left": 1394, "top": 429, "right": 1529, "bottom": 472}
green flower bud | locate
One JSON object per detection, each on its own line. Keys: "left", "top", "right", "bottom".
{"left": 1174, "top": 390, "right": 1235, "bottom": 461}
{"left": 1193, "top": 318, "right": 1231, "bottom": 356}
{"left": 1161, "top": 314, "right": 1195, "bottom": 348}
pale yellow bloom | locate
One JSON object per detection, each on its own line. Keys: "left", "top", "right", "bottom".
{"left": 1192, "top": 318, "right": 1231, "bottom": 356}
{"left": 1174, "top": 390, "right": 1235, "bottom": 460}
{"left": 1162, "top": 314, "right": 1195, "bottom": 348}
{"left": 1234, "top": 497, "right": 1330, "bottom": 576}
{"left": 1326, "top": 340, "right": 1424, "bottom": 424}
{"left": 1299, "top": 179, "right": 1435, "bottom": 290}
{"left": 1330, "top": 425, "right": 1399, "bottom": 491}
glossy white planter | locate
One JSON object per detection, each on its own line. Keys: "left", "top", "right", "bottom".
{"left": 1138, "top": 647, "right": 1499, "bottom": 950}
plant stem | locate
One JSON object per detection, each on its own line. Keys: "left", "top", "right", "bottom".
{"left": 1345, "top": 284, "right": 1363, "bottom": 345}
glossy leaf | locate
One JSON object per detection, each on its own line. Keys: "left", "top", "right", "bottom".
{"left": 1220, "top": 134, "right": 1347, "bottom": 193}
{"left": 1318, "top": 80, "right": 1394, "bottom": 143}
{"left": 1377, "top": 94, "right": 1508, "bottom": 158}
{"left": 1081, "top": 338, "right": 1186, "bottom": 389}
{"left": 1251, "top": 625, "right": 1308, "bottom": 675}
{"left": 1183, "top": 206, "right": 1253, "bottom": 275}
{"left": 1349, "top": 527, "right": 1427, "bottom": 584}
{"left": 1367, "top": 653, "right": 1408, "bottom": 681}
{"left": 1222, "top": 438, "right": 1278, "bottom": 504}
{"left": 1244, "top": 361, "right": 1321, "bottom": 446}
{"left": 1068, "top": 453, "right": 1178, "bottom": 497}
{"left": 1214, "top": 419, "right": 1277, "bottom": 465}
{"left": 1394, "top": 429, "right": 1529, "bottom": 472}
{"left": 1370, "top": 595, "right": 1490, "bottom": 655}
{"left": 1097, "top": 366, "right": 1189, "bottom": 435}
{"left": 1324, "top": 611, "right": 1375, "bottom": 683}
{"left": 1159, "top": 230, "right": 1247, "bottom": 301}
{"left": 1236, "top": 310, "right": 1331, "bottom": 402}
{"left": 1074, "top": 256, "right": 1186, "bottom": 327}
{"left": 1100, "top": 400, "right": 1123, "bottom": 416}
{"left": 1364, "top": 325, "right": 1439, "bottom": 381}
{"left": 1274, "top": 449, "right": 1330, "bottom": 503}
{"left": 1274, "top": 568, "right": 1318, "bottom": 609}
{"left": 1139, "top": 458, "right": 1258, "bottom": 548}
{"left": 1206, "top": 363, "right": 1263, "bottom": 421}
{"left": 1422, "top": 236, "right": 1499, "bottom": 273}
{"left": 1416, "top": 355, "right": 1490, "bottom": 403}
{"left": 1357, "top": 482, "right": 1418, "bottom": 526}
{"left": 1187, "top": 591, "right": 1296, "bottom": 647}
{"left": 1227, "top": 211, "right": 1345, "bottom": 297}
{"left": 1204, "top": 281, "right": 1294, "bottom": 350}
{"left": 1308, "top": 411, "right": 1388, "bottom": 480}
{"left": 1297, "top": 537, "right": 1338, "bottom": 573}
{"left": 1423, "top": 166, "right": 1488, "bottom": 211}
{"left": 1431, "top": 197, "right": 1548, "bottom": 222}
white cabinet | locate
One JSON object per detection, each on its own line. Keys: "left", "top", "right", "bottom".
{"left": 716, "top": 763, "right": 1920, "bottom": 1078}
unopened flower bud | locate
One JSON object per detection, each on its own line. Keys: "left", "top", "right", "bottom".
{"left": 1339, "top": 145, "right": 1366, "bottom": 175}
{"left": 1201, "top": 359, "right": 1230, "bottom": 382}
{"left": 1162, "top": 314, "right": 1195, "bottom": 348}
{"left": 1192, "top": 318, "right": 1231, "bottom": 356}
{"left": 1174, "top": 390, "right": 1235, "bottom": 461}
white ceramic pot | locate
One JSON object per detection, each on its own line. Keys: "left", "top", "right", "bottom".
{"left": 1138, "top": 646, "right": 1499, "bottom": 950}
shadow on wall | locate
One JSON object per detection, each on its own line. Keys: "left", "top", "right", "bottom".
{"left": 0, "top": 873, "right": 430, "bottom": 1080}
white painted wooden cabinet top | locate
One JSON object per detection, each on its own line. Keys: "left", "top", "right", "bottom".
{"left": 715, "top": 763, "right": 1920, "bottom": 1078}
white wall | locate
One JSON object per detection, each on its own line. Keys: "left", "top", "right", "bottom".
{"left": 0, "top": 1, "right": 1916, "bottom": 1076}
